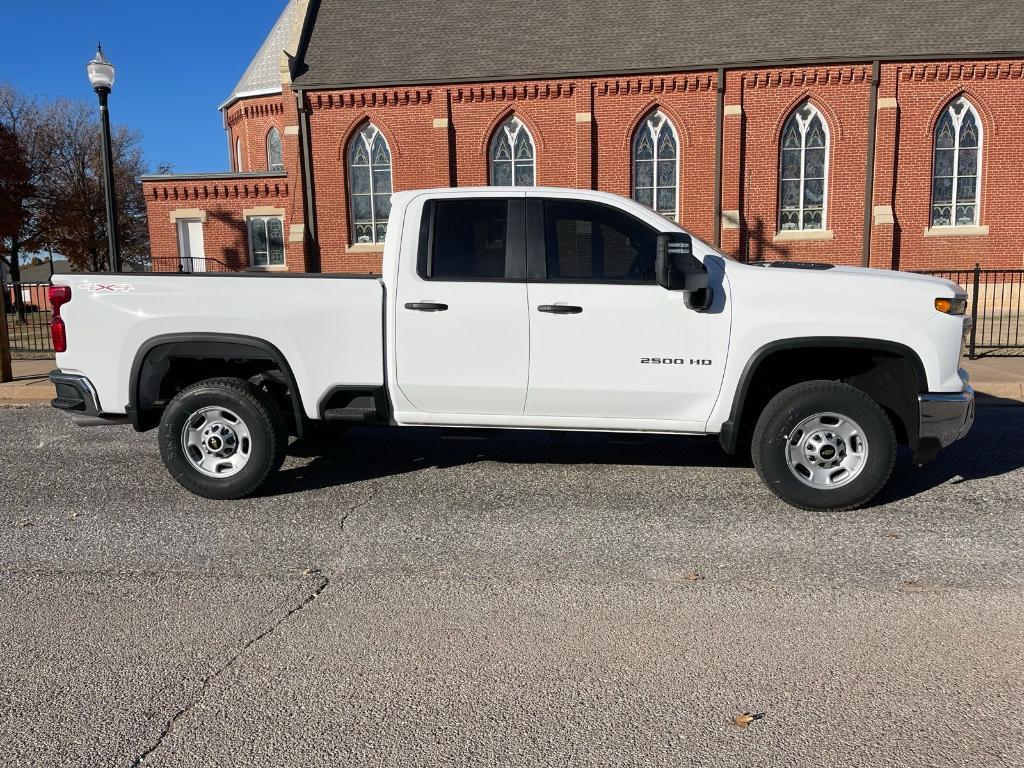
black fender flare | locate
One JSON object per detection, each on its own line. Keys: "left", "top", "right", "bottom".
{"left": 718, "top": 336, "right": 928, "bottom": 453}
{"left": 127, "top": 332, "right": 307, "bottom": 436}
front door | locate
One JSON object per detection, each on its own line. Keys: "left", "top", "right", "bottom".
{"left": 176, "top": 219, "right": 206, "bottom": 273}
{"left": 524, "top": 197, "right": 728, "bottom": 427}
{"left": 394, "top": 195, "right": 529, "bottom": 416}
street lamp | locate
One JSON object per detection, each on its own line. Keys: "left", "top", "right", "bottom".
{"left": 87, "top": 44, "right": 120, "bottom": 272}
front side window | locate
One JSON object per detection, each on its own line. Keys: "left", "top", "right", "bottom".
{"left": 425, "top": 199, "right": 510, "bottom": 280}
{"left": 931, "top": 97, "right": 981, "bottom": 227}
{"left": 248, "top": 216, "right": 285, "bottom": 267}
{"left": 266, "top": 127, "right": 283, "bottom": 171}
{"left": 347, "top": 123, "right": 393, "bottom": 244}
{"left": 235, "top": 137, "right": 243, "bottom": 172}
{"left": 544, "top": 200, "right": 657, "bottom": 282}
{"left": 489, "top": 115, "right": 535, "bottom": 186}
{"left": 632, "top": 110, "right": 678, "bottom": 219}
{"left": 779, "top": 102, "right": 828, "bottom": 231}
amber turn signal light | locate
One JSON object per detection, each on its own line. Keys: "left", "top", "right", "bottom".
{"left": 934, "top": 296, "right": 967, "bottom": 315}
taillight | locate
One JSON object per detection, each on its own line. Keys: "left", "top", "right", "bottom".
{"left": 49, "top": 285, "right": 72, "bottom": 353}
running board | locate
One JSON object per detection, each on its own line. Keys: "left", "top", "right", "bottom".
{"left": 323, "top": 406, "right": 379, "bottom": 423}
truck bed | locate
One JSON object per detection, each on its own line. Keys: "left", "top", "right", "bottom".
{"left": 52, "top": 272, "right": 385, "bottom": 419}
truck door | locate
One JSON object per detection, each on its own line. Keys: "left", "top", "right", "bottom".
{"left": 394, "top": 195, "right": 529, "bottom": 415}
{"left": 524, "top": 197, "right": 729, "bottom": 426}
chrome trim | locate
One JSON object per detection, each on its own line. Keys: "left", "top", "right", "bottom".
{"left": 49, "top": 370, "right": 101, "bottom": 415}
{"left": 919, "top": 382, "right": 975, "bottom": 448}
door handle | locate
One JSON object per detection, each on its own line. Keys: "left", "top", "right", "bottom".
{"left": 405, "top": 302, "right": 449, "bottom": 312}
{"left": 537, "top": 304, "right": 583, "bottom": 314}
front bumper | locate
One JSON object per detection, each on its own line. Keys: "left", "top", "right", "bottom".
{"left": 49, "top": 370, "right": 127, "bottom": 427}
{"left": 914, "top": 375, "right": 975, "bottom": 463}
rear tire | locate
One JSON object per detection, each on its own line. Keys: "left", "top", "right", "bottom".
{"left": 751, "top": 380, "right": 896, "bottom": 511}
{"left": 159, "top": 377, "right": 288, "bottom": 499}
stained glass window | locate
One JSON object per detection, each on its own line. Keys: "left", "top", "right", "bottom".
{"left": 266, "top": 127, "right": 283, "bottom": 172}
{"left": 248, "top": 216, "right": 285, "bottom": 267}
{"left": 632, "top": 111, "right": 678, "bottom": 219}
{"left": 931, "top": 97, "right": 981, "bottom": 227}
{"left": 347, "top": 124, "right": 393, "bottom": 244}
{"left": 489, "top": 116, "right": 535, "bottom": 186}
{"left": 779, "top": 103, "right": 828, "bottom": 231}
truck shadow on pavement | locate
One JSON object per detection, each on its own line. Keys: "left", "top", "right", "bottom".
{"left": 265, "top": 405, "right": 1023, "bottom": 506}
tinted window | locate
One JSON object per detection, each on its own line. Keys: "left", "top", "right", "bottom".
{"left": 429, "top": 199, "right": 509, "bottom": 279}
{"left": 544, "top": 200, "right": 657, "bottom": 282}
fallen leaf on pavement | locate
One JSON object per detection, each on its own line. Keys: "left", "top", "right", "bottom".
{"left": 685, "top": 571, "right": 705, "bottom": 582}
{"left": 733, "top": 712, "right": 765, "bottom": 728}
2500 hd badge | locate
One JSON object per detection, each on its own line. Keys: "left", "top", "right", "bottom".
{"left": 640, "top": 357, "right": 713, "bottom": 365}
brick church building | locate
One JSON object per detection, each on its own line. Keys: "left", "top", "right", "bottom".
{"left": 142, "top": 0, "right": 1024, "bottom": 274}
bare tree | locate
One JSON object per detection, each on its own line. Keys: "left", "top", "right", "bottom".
{"left": 41, "top": 100, "right": 151, "bottom": 272}
{"left": 2, "top": 83, "right": 158, "bottom": 285}
{"left": 0, "top": 85, "right": 54, "bottom": 320}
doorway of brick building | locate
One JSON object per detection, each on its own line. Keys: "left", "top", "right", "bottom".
{"left": 175, "top": 219, "right": 207, "bottom": 273}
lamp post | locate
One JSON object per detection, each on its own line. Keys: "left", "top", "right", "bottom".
{"left": 87, "top": 44, "right": 120, "bottom": 272}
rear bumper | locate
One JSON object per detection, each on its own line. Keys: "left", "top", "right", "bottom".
{"left": 49, "top": 370, "right": 128, "bottom": 427}
{"left": 913, "top": 374, "right": 974, "bottom": 463}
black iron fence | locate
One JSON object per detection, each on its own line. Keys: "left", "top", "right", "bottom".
{"left": 140, "top": 256, "right": 234, "bottom": 273}
{"left": 2, "top": 282, "right": 54, "bottom": 358}
{"left": 914, "top": 264, "right": 1023, "bottom": 358}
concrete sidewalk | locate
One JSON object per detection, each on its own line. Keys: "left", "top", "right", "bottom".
{"left": 2, "top": 355, "right": 1023, "bottom": 405}
{"left": 962, "top": 355, "right": 1024, "bottom": 399}
{"left": 0, "top": 358, "right": 56, "bottom": 404}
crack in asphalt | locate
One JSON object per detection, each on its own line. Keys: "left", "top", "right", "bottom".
{"left": 129, "top": 573, "right": 331, "bottom": 768}
{"left": 128, "top": 489, "right": 377, "bottom": 766}
{"left": 340, "top": 488, "right": 377, "bottom": 531}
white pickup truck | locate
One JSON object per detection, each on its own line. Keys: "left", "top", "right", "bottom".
{"left": 47, "top": 187, "right": 974, "bottom": 510}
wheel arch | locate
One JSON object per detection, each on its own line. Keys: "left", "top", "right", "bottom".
{"left": 128, "top": 332, "right": 307, "bottom": 436}
{"left": 719, "top": 336, "right": 928, "bottom": 453}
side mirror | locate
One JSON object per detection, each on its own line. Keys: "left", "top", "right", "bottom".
{"left": 656, "top": 233, "right": 713, "bottom": 311}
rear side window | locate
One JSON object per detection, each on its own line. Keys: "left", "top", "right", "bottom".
{"left": 543, "top": 200, "right": 657, "bottom": 282}
{"left": 427, "top": 199, "right": 510, "bottom": 280}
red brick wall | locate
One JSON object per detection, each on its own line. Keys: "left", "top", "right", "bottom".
{"left": 141, "top": 176, "right": 293, "bottom": 271}
{"left": 226, "top": 96, "right": 287, "bottom": 174}
{"left": 883, "top": 61, "right": 1024, "bottom": 271}
{"left": 144, "top": 58, "right": 1024, "bottom": 275}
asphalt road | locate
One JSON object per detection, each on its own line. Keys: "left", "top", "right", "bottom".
{"left": 1, "top": 404, "right": 1022, "bottom": 767}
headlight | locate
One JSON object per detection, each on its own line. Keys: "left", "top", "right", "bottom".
{"left": 935, "top": 295, "right": 967, "bottom": 315}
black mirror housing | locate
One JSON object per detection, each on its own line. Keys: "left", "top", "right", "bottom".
{"left": 656, "top": 232, "right": 713, "bottom": 311}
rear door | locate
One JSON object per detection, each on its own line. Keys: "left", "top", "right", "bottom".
{"left": 393, "top": 194, "right": 529, "bottom": 415}
{"left": 524, "top": 196, "right": 728, "bottom": 426}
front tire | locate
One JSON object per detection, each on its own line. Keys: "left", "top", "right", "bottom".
{"left": 751, "top": 380, "right": 896, "bottom": 511}
{"left": 159, "top": 377, "right": 288, "bottom": 499}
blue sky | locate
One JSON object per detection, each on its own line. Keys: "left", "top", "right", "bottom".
{"left": 6, "top": 0, "right": 286, "bottom": 174}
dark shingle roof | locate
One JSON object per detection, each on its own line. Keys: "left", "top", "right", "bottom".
{"left": 291, "top": 0, "right": 1024, "bottom": 89}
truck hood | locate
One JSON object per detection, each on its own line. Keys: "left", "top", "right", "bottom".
{"left": 746, "top": 261, "right": 964, "bottom": 295}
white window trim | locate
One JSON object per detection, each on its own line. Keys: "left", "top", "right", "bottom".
{"left": 266, "top": 127, "right": 284, "bottom": 172}
{"left": 631, "top": 110, "right": 680, "bottom": 221}
{"left": 930, "top": 98, "right": 982, "bottom": 228}
{"left": 778, "top": 103, "right": 830, "bottom": 233}
{"left": 245, "top": 213, "right": 287, "bottom": 269}
{"left": 347, "top": 124, "right": 393, "bottom": 245}
{"left": 488, "top": 115, "right": 537, "bottom": 187}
